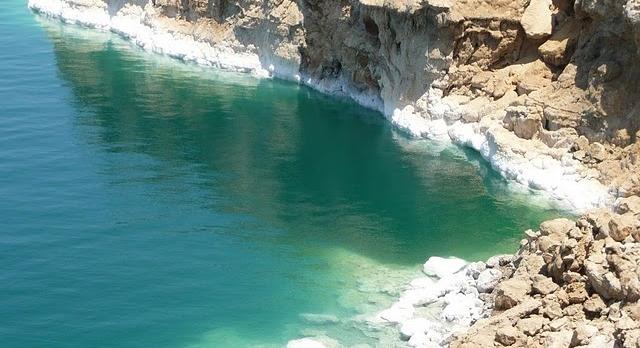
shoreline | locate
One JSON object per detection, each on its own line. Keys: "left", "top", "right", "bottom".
{"left": 27, "top": 1, "right": 635, "bottom": 347}
{"left": 28, "top": 0, "right": 615, "bottom": 215}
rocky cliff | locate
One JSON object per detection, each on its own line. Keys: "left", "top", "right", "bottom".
{"left": 28, "top": 0, "right": 640, "bottom": 346}
{"left": 30, "top": 0, "right": 640, "bottom": 211}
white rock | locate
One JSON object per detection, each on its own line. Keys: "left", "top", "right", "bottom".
{"left": 398, "top": 287, "right": 443, "bottom": 306}
{"left": 400, "top": 317, "right": 439, "bottom": 340}
{"left": 378, "top": 303, "right": 415, "bottom": 323}
{"left": 423, "top": 257, "right": 467, "bottom": 278}
{"left": 465, "top": 261, "right": 487, "bottom": 279}
{"left": 436, "top": 272, "right": 474, "bottom": 294}
{"left": 407, "top": 332, "right": 439, "bottom": 348}
{"left": 520, "top": 0, "right": 553, "bottom": 39}
{"left": 441, "top": 292, "right": 484, "bottom": 326}
{"left": 486, "top": 254, "right": 512, "bottom": 268}
{"left": 287, "top": 338, "right": 327, "bottom": 348}
{"left": 476, "top": 268, "right": 503, "bottom": 293}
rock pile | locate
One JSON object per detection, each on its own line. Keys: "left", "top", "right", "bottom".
{"left": 373, "top": 255, "right": 510, "bottom": 347}
{"left": 451, "top": 195, "right": 640, "bottom": 348}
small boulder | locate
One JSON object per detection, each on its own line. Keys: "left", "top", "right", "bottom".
{"left": 520, "top": 0, "right": 554, "bottom": 39}
{"left": 517, "top": 315, "right": 548, "bottom": 336}
{"left": 477, "top": 268, "right": 502, "bottom": 293}
{"left": 609, "top": 213, "right": 639, "bottom": 242}
{"left": 532, "top": 275, "right": 559, "bottom": 295}
{"left": 495, "top": 325, "right": 520, "bottom": 346}
{"left": 616, "top": 196, "right": 640, "bottom": 215}
{"left": 495, "top": 279, "right": 531, "bottom": 309}
{"left": 583, "top": 294, "right": 606, "bottom": 315}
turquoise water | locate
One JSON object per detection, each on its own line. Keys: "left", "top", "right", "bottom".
{"left": 1, "top": 1, "right": 564, "bottom": 347}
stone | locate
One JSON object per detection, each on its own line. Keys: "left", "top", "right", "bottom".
{"left": 609, "top": 213, "right": 639, "bottom": 242}
{"left": 573, "top": 323, "right": 598, "bottom": 345}
{"left": 520, "top": 0, "right": 554, "bottom": 39}
{"left": 543, "top": 300, "right": 564, "bottom": 320}
{"left": 545, "top": 329, "right": 574, "bottom": 348}
{"left": 495, "top": 325, "right": 520, "bottom": 346}
{"left": 465, "top": 262, "right": 487, "bottom": 279}
{"left": 400, "top": 318, "right": 436, "bottom": 340}
{"left": 532, "top": 275, "right": 559, "bottom": 295}
{"left": 517, "top": 315, "right": 547, "bottom": 336}
{"left": 616, "top": 196, "right": 640, "bottom": 215}
{"left": 423, "top": 257, "right": 467, "bottom": 279}
{"left": 486, "top": 254, "right": 513, "bottom": 268}
{"left": 495, "top": 279, "right": 531, "bottom": 309}
{"left": 538, "top": 19, "right": 579, "bottom": 66}
{"left": 549, "top": 317, "right": 570, "bottom": 331}
{"left": 540, "top": 218, "right": 575, "bottom": 236}
{"left": 566, "top": 282, "right": 588, "bottom": 304}
{"left": 441, "top": 292, "right": 484, "bottom": 326}
{"left": 477, "top": 268, "right": 502, "bottom": 293}
{"left": 583, "top": 294, "right": 606, "bottom": 315}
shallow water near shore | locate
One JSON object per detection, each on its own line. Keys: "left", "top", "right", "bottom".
{"left": 2, "top": 1, "right": 566, "bottom": 347}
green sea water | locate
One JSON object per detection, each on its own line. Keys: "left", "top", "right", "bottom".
{"left": 1, "top": 1, "right": 565, "bottom": 347}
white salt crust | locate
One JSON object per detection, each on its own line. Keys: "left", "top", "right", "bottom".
{"left": 28, "top": 0, "right": 614, "bottom": 214}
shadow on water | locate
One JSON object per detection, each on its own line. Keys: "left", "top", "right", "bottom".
{"left": 43, "top": 18, "right": 564, "bottom": 265}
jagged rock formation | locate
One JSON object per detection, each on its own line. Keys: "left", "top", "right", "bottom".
{"left": 451, "top": 198, "right": 640, "bottom": 347}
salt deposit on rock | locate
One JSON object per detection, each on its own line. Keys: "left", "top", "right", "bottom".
{"left": 422, "top": 257, "right": 467, "bottom": 279}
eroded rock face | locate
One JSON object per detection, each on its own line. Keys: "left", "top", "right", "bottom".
{"left": 451, "top": 207, "right": 640, "bottom": 348}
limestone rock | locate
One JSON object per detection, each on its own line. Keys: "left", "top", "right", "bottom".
{"left": 495, "top": 325, "right": 520, "bottom": 345}
{"left": 495, "top": 278, "right": 531, "bottom": 309}
{"left": 521, "top": 0, "right": 554, "bottom": 39}
{"left": 517, "top": 315, "right": 547, "bottom": 336}
{"left": 538, "top": 19, "right": 579, "bottom": 66}
{"left": 532, "top": 274, "right": 559, "bottom": 295}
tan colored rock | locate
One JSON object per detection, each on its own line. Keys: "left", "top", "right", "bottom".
{"left": 532, "top": 275, "right": 559, "bottom": 295}
{"left": 517, "top": 315, "right": 548, "bottom": 336}
{"left": 540, "top": 218, "right": 575, "bottom": 237}
{"left": 495, "top": 279, "right": 532, "bottom": 309}
{"left": 583, "top": 294, "right": 606, "bottom": 315}
{"left": 566, "top": 282, "right": 588, "bottom": 304}
{"left": 538, "top": 19, "right": 579, "bottom": 66}
{"left": 545, "top": 329, "right": 575, "bottom": 348}
{"left": 616, "top": 196, "right": 640, "bottom": 215}
{"left": 495, "top": 325, "right": 520, "bottom": 346}
{"left": 609, "top": 213, "right": 639, "bottom": 242}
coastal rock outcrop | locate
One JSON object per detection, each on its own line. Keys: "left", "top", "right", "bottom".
{"left": 28, "top": 0, "right": 640, "bottom": 212}
{"left": 450, "top": 204, "right": 640, "bottom": 348}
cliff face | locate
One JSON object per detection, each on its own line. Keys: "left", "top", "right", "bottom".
{"left": 91, "top": 0, "right": 640, "bottom": 199}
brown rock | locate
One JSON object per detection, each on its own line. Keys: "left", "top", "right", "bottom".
{"left": 583, "top": 294, "right": 606, "bottom": 315}
{"left": 538, "top": 19, "right": 579, "bottom": 66}
{"left": 495, "top": 279, "right": 532, "bottom": 310}
{"left": 566, "top": 282, "right": 589, "bottom": 304}
{"left": 532, "top": 275, "right": 559, "bottom": 295}
{"left": 495, "top": 325, "right": 520, "bottom": 346}
{"left": 609, "top": 213, "right": 640, "bottom": 242}
{"left": 616, "top": 196, "right": 640, "bottom": 215}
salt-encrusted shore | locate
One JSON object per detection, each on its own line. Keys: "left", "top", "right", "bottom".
{"left": 28, "top": 0, "right": 615, "bottom": 215}
{"left": 28, "top": 1, "right": 639, "bottom": 347}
